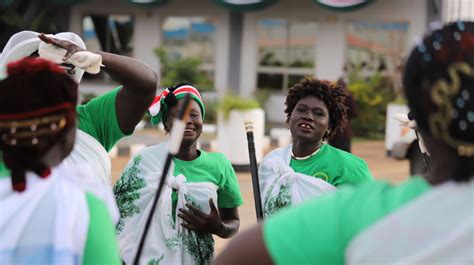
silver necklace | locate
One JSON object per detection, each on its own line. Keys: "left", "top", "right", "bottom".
{"left": 292, "top": 148, "right": 320, "bottom": 160}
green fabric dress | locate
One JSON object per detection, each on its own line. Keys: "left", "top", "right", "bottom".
{"left": 263, "top": 177, "right": 430, "bottom": 265}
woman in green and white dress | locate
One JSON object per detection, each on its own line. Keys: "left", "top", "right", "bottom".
{"left": 259, "top": 77, "right": 373, "bottom": 217}
{"left": 214, "top": 21, "right": 474, "bottom": 265}
{"left": 114, "top": 83, "right": 243, "bottom": 265}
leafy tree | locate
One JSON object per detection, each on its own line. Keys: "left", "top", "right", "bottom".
{"left": 154, "top": 47, "right": 214, "bottom": 91}
{"left": 0, "top": 0, "right": 71, "bottom": 48}
{"left": 347, "top": 64, "right": 396, "bottom": 138}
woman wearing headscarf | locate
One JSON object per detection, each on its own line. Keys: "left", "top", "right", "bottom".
{"left": 259, "top": 77, "right": 373, "bottom": 217}
{"left": 114, "top": 83, "right": 243, "bottom": 265}
{"left": 214, "top": 21, "right": 474, "bottom": 265}
{"left": 0, "top": 57, "right": 120, "bottom": 265}
{"left": 0, "top": 31, "right": 158, "bottom": 184}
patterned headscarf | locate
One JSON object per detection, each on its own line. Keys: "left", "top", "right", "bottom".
{"left": 148, "top": 83, "right": 205, "bottom": 126}
{"left": 404, "top": 21, "right": 474, "bottom": 157}
{"left": 0, "top": 57, "right": 77, "bottom": 191}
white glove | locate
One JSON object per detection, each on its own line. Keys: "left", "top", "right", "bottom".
{"left": 38, "top": 41, "right": 102, "bottom": 74}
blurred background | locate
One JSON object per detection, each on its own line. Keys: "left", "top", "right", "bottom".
{"left": 2, "top": 0, "right": 473, "bottom": 252}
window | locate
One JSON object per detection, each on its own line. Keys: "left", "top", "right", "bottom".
{"left": 257, "top": 19, "right": 317, "bottom": 91}
{"left": 345, "top": 21, "right": 409, "bottom": 77}
{"left": 82, "top": 14, "right": 134, "bottom": 80}
{"left": 443, "top": 0, "right": 474, "bottom": 22}
{"left": 161, "top": 16, "right": 216, "bottom": 90}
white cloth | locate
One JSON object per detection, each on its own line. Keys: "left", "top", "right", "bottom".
{"left": 0, "top": 31, "right": 39, "bottom": 80}
{"left": 116, "top": 143, "right": 218, "bottom": 265}
{"left": 259, "top": 145, "right": 337, "bottom": 217}
{"left": 346, "top": 179, "right": 474, "bottom": 265}
{"left": 38, "top": 40, "right": 102, "bottom": 74}
{"left": 0, "top": 31, "right": 87, "bottom": 83}
{"left": 61, "top": 154, "right": 119, "bottom": 224}
{"left": 63, "top": 129, "right": 112, "bottom": 185}
{"left": 0, "top": 162, "right": 117, "bottom": 265}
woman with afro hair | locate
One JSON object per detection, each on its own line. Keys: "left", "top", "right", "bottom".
{"left": 215, "top": 21, "right": 474, "bottom": 265}
{"left": 258, "top": 77, "right": 373, "bottom": 217}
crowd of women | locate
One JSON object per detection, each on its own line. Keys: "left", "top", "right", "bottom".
{"left": 0, "top": 21, "right": 472, "bottom": 265}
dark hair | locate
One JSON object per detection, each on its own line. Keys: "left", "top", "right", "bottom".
{"left": 285, "top": 77, "right": 348, "bottom": 140}
{"left": 403, "top": 21, "right": 474, "bottom": 181}
{"left": 0, "top": 58, "right": 78, "bottom": 191}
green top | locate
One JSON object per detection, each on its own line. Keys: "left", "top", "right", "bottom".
{"left": 83, "top": 193, "right": 121, "bottom": 265}
{"left": 289, "top": 144, "right": 373, "bottom": 186}
{"left": 0, "top": 87, "right": 127, "bottom": 177}
{"left": 0, "top": 152, "right": 8, "bottom": 177}
{"left": 172, "top": 150, "right": 244, "bottom": 208}
{"left": 76, "top": 86, "right": 127, "bottom": 152}
{"left": 263, "top": 177, "right": 431, "bottom": 265}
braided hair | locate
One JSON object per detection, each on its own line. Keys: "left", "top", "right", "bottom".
{"left": 285, "top": 77, "right": 348, "bottom": 140}
{"left": 404, "top": 21, "right": 474, "bottom": 181}
{"left": 0, "top": 58, "right": 77, "bottom": 191}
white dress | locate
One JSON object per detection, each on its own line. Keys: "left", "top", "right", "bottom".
{"left": 259, "top": 145, "right": 337, "bottom": 217}
{"left": 0, "top": 163, "right": 118, "bottom": 265}
{"left": 115, "top": 143, "right": 219, "bottom": 265}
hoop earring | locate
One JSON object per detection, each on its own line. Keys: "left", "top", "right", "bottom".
{"left": 325, "top": 130, "right": 331, "bottom": 138}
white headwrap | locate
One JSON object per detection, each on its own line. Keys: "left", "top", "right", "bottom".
{"left": 0, "top": 31, "right": 96, "bottom": 83}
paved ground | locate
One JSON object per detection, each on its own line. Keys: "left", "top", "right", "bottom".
{"left": 110, "top": 139, "right": 409, "bottom": 255}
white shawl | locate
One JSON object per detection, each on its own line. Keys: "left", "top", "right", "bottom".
{"left": 0, "top": 163, "right": 117, "bottom": 265}
{"left": 346, "top": 179, "right": 474, "bottom": 264}
{"left": 259, "top": 145, "right": 336, "bottom": 217}
{"left": 115, "top": 143, "right": 218, "bottom": 265}
{"left": 63, "top": 129, "right": 112, "bottom": 185}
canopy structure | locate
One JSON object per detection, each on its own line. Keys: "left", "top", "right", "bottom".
{"left": 126, "top": 0, "right": 375, "bottom": 11}
{"left": 126, "top": 0, "right": 278, "bottom": 10}
{"left": 0, "top": 0, "right": 375, "bottom": 11}
{"left": 127, "top": 0, "right": 170, "bottom": 7}
{"left": 315, "top": 0, "right": 375, "bottom": 12}
{"left": 212, "top": 0, "right": 278, "bottom": 12}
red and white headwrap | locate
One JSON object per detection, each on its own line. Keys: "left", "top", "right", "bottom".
{"left": 148, "top": 83, "right": 205, "bottom": 125}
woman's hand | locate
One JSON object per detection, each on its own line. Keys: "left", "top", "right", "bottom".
{"left": 38, "top": 33, "right": 85, "bottom": 61}
{"left": 178, "top": 198, "right": 224, "bottom": 235}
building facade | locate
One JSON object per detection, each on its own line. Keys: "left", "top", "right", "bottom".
{"left": 69, "top": 0, "right": 434, "bottom": 122}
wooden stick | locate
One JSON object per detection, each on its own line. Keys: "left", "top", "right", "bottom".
{"left": 245, "top": 121, "right": 264, "bottom": 221}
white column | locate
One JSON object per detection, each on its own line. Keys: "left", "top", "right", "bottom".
{"left": 315, "top": 21, "right": 346, "bottom": 81}
{"left": 239, "top": 14, "right": 258, "bottom": 97}
{"left": 69, "top": 8, "right": 82, "bottom": 34}
{"left": 215, "top": 13, "right": 230, "bottom": 96}
{"left": 133, "top": 11, "right": 161, "bottom": 77}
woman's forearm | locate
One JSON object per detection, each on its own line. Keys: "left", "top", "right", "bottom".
{"left": 216, "top": 219, "right": 240, "bottom": 239}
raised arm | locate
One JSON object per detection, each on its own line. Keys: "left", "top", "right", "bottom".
{"left": 38, "top": 33, "right": 158, "bottom": 134}
{"left": 97, "top": 51, "right": 158, "bottom": 134}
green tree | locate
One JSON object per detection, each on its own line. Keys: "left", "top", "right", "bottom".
{"left": 347, "top": 64, "right": 396, "bottom": 138}
{"left": 0, "top": 0, "right": 72, "bottom": 48}
{"left": 154, "top": 47, "right": 214, "bottom": 91}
